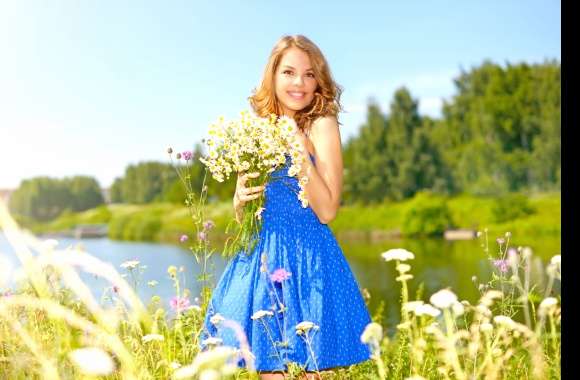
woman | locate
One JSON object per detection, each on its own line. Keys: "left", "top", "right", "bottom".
{"left": 201, "top": 35, "right": 372, "bottom": 379}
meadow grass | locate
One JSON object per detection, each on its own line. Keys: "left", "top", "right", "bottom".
{"left": 1, "top": 198, "right": 560, "bottom": 379}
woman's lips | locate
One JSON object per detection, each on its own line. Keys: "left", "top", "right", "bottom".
{"left": 287, "top": 91, "right": 306, "bottom": 100}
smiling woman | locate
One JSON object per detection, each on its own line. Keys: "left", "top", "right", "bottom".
{"left": 199, "top": 35, "right": 372, "bottom": 380}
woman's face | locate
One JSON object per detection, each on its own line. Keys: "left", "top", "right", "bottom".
{"left": 274, "top": 47, "right": 318, "bottom": 117}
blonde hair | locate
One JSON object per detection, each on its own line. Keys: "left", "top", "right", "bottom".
{"left": 248, "top": 35, "right": 344, "bottom": 133}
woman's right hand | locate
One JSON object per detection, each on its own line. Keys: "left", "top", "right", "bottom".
{"left": 233, "top": 171, "right": 265, "bottom": 214}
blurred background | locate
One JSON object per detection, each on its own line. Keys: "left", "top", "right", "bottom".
{"left": 0, "top": 1, "right": 560, "bottom": 326}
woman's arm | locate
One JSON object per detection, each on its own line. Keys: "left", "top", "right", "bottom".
{"left": 298, "top": 115, "right": 343, "bottom": 224}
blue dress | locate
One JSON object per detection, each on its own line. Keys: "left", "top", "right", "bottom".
{"left": 200, "top": 153, "right": 372, "bottom": 372}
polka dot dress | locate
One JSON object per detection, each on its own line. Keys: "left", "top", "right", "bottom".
{"left": 200, "top": 153, "right": 372, "bottom": 371}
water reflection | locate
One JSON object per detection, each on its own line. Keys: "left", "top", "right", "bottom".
{"left": 1, "top": 232, "right": 560, "bottom": 330}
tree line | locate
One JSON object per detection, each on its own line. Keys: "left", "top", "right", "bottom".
{"left": 9, "top": 59, "right": 560, "bottom": 222}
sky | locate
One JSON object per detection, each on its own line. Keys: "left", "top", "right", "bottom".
{"left": 0, "top": 1, "right": 561, "bottom": 190}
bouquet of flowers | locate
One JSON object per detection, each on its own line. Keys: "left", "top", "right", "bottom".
{"left": 199, "top": 110, "right": 309, "bottom": 258}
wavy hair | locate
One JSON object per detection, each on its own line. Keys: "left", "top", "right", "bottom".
{"left": 248, "top": 35, "right": 344, "bottom": 133}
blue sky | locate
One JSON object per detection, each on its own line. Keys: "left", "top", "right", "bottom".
{"left": 0, "top": 1, "right": 560, "bottom": 189}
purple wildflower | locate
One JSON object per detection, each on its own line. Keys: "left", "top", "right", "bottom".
{"left": 493, "top": 259, "right": 509, "bottom": 273}
{"left": 182, "top": 151, "right": 193, "bottom": 161}
{"left": 179, "top": 234, "right": 188, "bottom": 243}
{"left": 203, "top": 220, "right": 215, "bottom": 231}
{"left": 270, "top": 268, "right": 292, "bottom": 283}
{"left": 198, "top": 231, "right": 207, "bottom": 242}
{"left": 170, "top": 296, "right": 191, "bottom": 312}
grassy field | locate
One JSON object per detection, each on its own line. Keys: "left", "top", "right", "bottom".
{"left": 0, "top": 200, "right": 561, "bottom": 379}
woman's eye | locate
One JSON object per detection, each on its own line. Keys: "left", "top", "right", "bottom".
{"left": 306, "top": 73, "right": 315, "bottom": 78}
{"left": 283, "top": 70, "right": 293, "bottom": 75}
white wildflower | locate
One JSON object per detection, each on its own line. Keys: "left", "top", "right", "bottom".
{"left": 173, "top": 346, "right": 237, "bottom": 379}
{"left": 120, "top": 260, "right": 140, "bottom": 270}
{"left": 251, "top": 310, "right": 274, "bottom": 320}
{"left": 550, "top": 255, "right": 561, "bottom": 265}
{"left": 381, "top": 248, "right": 415, "bottom": 262}
{"left": 360, "top": 322, "right": 383, "bottom": 344}
{"left": 296, "top": 321, "right": 318, "bottom": 335}
{"left": 414, "top": 304, "right": 441, "bottom": 318}
{"left": 142, "top": 334, "right": 164, "bottom": 343}
{"left": 402, "top": 301, "right": 424, "bottom": 313}
{"left": 202, "top": 337, "right": 223, "bottom": 347}
{"left": 479, "top": 322, "right": 493, "bottom": 333}
{"left": 396, "top": 263, "right": 411, "bottom": 273}
{"left": 210, "top": 313, "right": 225, "bottom": 326}
{"left": 493, "top": 315, "right": 516, "bottom": 329}
{"left": 68, "top": 347, "right": 115, "bottom": 376}
{"left": 430, "top": 289, "right": 458, "bottom": 309}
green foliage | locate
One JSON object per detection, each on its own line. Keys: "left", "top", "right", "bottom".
{"left": 492, "top": 193, "right": 536, "bottom": 223}
{"left": 8, "top": 176, "right": 104, "bottom": 222}
{"left": 343, "top": 59, "right": 559, "bottom": 204}
{"left": 401, "top": 192, "right": 454, "bottom": 237}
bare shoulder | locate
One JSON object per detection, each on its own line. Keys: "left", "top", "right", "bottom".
{"left": 309, "top": 115, "right": 340, "bottom": 142}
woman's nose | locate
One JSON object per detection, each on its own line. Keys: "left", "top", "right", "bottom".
{"left": 293, "top": 75, "right": 304, "bottom": 86}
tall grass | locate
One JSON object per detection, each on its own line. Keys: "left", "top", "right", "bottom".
{"left": 1, "top": 196, "right": 560, "bottom": 379}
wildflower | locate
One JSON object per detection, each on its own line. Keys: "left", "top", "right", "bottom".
{"left": 120, "top": 260, "right": 140, "bottom": 270}
{"left": 430, "top": 289, "right": 458, "bottom": 309}
{"left": 360, "top": 322, "right": 383, "bottom": 344}
{"left": 68, "top": 347, "right": 115, "bottom": 376}
{"left": 170, "top": 296, "right": 191, "bottom": 312}
{"left": 480, "top": 323, "right": 493, "bottom": 333}
{"left": 397, "top": 321, "right": 411, "bottom": 330}
{"left": 176, "top": 153, "right": 182, "bottom": 159}
{"left": 396, "top": 263, "right": 411, "bottom": 273}
{"left": 402, "top": 301, "right": 424, "bottom": 313}
{"left": 142, "top": 334, "right": 164, "bottom": 343}
{"left": 112, "top": 285, "right": 119, "bottom": 294}
{"left": 203, "top": 220, "right": 216, "bottom": 231}
{"left": 295, "top": 321, "right": 318, "bottom": 335}
{"left": 505, "top": 231, "right": 512, "bottom": 238}
{"left": 381, "top": 248, "right": 415, "bottom": 262}
{"left": 539, "top": 297, "right": 558, "bottom": 315}
{"left": 493, "top": 315, "right": 516, "bottom": 329}
{"left": 522, "top": 247, "right": 533, "bottom": 259}
{"left": 270, "top": 268, "right": 292, "bottom": 283}
{"left": 198, "top": 231, "right": 208, "bottom": 242}
{"left": 255, "top": 207, "right": 265, "bottom": 220}
{"left": 182, "top": 151, "right": 193, "bottom": 161}
{"left": 396, "top": 274, "right": 414, "bottom": 282}
{"left": 476, "top": 231, "right": 482, "bottom": 238}
{"left": 452, "top": 302, "right": 465, "bottom": 316}
{"left": 167, "top": 147, "right": 173, "bottom": 154}
{"left": 180, "top": 234, "right": 189, "bottom": 243}
{"left": 210, "top": 313, "right": 225, "bottom": 326}
{"left": 147, "top": 280, "right": 158, "bottom": 287}
{"left": 173, "top": 346, "right": 237, "bottom": 379}
{"left": 201, "top": 337, "right": 223, "bottom": 347}
{"left": 167, "top": 265, "right": 178, "bottom": 277}
{"left": 493, "top": 259, "right": 509, "bottom": 273}
{"left": 170, "top": 361, "right": 182, "bottom": 370}
{"left": 251, "top": 310, "right": 274, "bottom": 320}
{"left": 414, "top": 304, "right": 441, "bottom": 317}
{"left": 496, "top": 237, "right": 505, "bottom": 245}
{"left": 550, "top": 255, "right": 561, "bottom": 266}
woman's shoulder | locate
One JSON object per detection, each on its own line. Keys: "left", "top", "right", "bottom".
{"left": 309, "top": 115, "right": 339, "bottom": 140}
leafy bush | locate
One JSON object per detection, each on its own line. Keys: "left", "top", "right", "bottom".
{"left": 402, "top": 191, "right": 454, "bottom": 237}
{"left": 492, "top": 193, "right": 536, "bottom": 223}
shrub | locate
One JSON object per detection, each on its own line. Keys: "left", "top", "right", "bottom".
{"left": 491, "top": 193, "right": 536, "bottom": 223}
{"left": 402, "top": 191, "right": 454, "bottom": 237}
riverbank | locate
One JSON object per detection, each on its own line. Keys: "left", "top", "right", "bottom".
{"left": 27, "top": 192, "right": 560, "bottom": 246}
